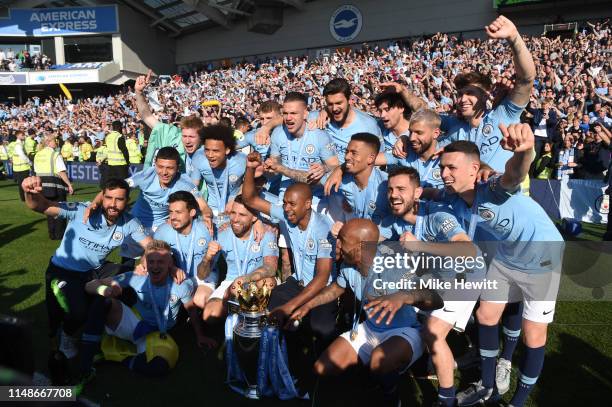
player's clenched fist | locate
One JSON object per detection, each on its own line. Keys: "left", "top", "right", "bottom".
{"left": 22, "top": 176, "right": 43, "bottom": 194}
{"left": 485, "top": 15, "right": 519, "bottom": 42}
{"left": 499, "top": 123, "right": 534, "bottom": 153}
{"left": 204, "top": 241, "right": 221, "bottom": 261}
{"left": 246, "top": 151, "right": 262, "bottom": 169}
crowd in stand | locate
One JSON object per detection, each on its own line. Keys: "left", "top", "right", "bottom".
{"left": 0, "top": 19, "right": 610, "bottom": 180}
{"left": 0, "top": 48, "right": 53, "bottom": 71}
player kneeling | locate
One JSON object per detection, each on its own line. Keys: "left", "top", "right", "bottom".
{"left": 200, "top": 196, "right": 279, "bottom": 324}
{"left": 76, "top": 240, "right": 211, "bottom": 391}
{"left": 290, "top": 219, "right": 443, "bottom": 405}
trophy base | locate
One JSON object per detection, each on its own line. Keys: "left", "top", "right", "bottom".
{"left": 244, "top": 384, "right": 259, "bottom": 400}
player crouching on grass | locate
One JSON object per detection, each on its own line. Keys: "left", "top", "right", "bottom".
{"left": 290, "top": 219, "right": 444, "bottom": 406}
{"left": 75, "top": 240, "right": 214, "bottom": 392}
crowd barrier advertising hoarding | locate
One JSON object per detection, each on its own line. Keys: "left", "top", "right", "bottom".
{"left": 27, "top": 69, "right": 100, "bottom": 85}
{"left": 66, "top": 162, "right": 142, "bottom": 184}
{"left": 0, "top": 72, "right": 28, "bottom": 85}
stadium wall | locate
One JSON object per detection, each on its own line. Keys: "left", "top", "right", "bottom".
{"left": 117, "top": 4, "right": 176, "bottom": 75}
{"left": 175, "top": 0, "right": 611, "bottom": 67}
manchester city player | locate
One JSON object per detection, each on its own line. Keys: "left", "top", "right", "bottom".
{"left": 134, "top": 70, "right": 204, "bottom": 175}
{"left": 78, "top": 240, "right": 214, "bottom": 386}
{"left": 291, "top": 219, "right": 442, "bottom": 405}
{"left": 190, "top": 124, "right": 247, "bottom": 217}
{"left": 378, "top": 167, "right": 486, "bottom": 407}
{"left": 378, "top": 109, "right": 449, "bottom": 189}
{"left": 21, "top": 176, "right": 152, "bottom": 381}
{"left": 243, "top": 151, "right": 337, "bottom": 339}
{"left": 324, "top": 133, "right": 390, "bottom": 236}
{"left": 88, "top": 147, "right": 212, "bottom": 265}
{"left": 434, "top": 124, "right": 564, "bottom": 407}
{"left": 198, "top": 196, "right": 279, "bottom": 323}
{"left": 314, "top": 78, "right": 383, "bottom": 162}
{"left": 154, "top": 191, "right": 215, "bottom": 311}
{"left": 393, "top": 16, "right": 535, "bottom": 173}
{"left": 374, "top": 92, "right": 412, "bottom": 153}
{"left": 243, "top": 150, "right": 337, "bottom": 396}
{"left": 265, "top": 92, "right": 339, "bottom": 196}
{"left": 236, "top": 100, "right": 283, "bottom": 157}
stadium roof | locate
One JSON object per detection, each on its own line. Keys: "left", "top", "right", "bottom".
{"left": 0, "top": 0, "right": 310, "bottom": 37}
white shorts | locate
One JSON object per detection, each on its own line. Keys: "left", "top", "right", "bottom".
{"left": 192, "top": 270, "right": 217, "bottom": 288}
{"left": 426, "top": 300, "right": 477, "bottom": 332}
{"left": 105, "top": 302, "right": 147, "bottom": 353}
{"left": 419, "top": 269, "right": 485, "bottom": 331}
{"left": 481, "top": 258, "right": 561, "bottom": 324}
{"left": 120, "top": 226, "right": 155, "bottom": 259}
{"left": 339, "top": 322, "right": 423, "bottom": 370}
{"left": 210, "top": 279, "right": 233, "bottom": 300}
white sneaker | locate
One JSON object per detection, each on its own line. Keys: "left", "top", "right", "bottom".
{"left": 495, "top": 358, "right": 512, "bottom": 395}
{"left": 59, "top": 331, "right": 78, "bottom": 359}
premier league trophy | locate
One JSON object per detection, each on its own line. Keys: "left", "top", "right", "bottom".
{"left": 228, "top": 282, "right": 272, "bottom": 399}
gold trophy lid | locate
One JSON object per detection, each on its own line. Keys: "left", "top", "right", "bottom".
{"left": 236, "top": 282, "right": 271, "bottom": 313}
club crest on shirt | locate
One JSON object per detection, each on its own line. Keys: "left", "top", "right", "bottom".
{"left": 112, "top": 231, "right": 124, "bottom": 241}
{"left": 198, "top": 238, "right": 206, "bottom": 247}
{"left": 306, "top": 238, "right": 316, "bottom": 250}
{"left": 229, "top": 174, "right": 239, "bottom": 183}
{"left": 432, "top": 168, "right": 441, "bottom": 180}
{"left": 305, "top": 144, "right": 315, "bottom": 155}
{"left": 478, "top": 207, "right": 495, "bottom": 221}
{"left": 483, "top": 124, "right": 494, "bottom": 136}
{"left": 251, "top": 244, "right": 261, "bottom": 253}
{"left": 170, "top": 294, "right": 179, "bottom": 304}
{"left": 368, "top": 201, "right": 376, "bottom": 211}
{"left": 137, "top": 224, "right": 145, "bottom": 234}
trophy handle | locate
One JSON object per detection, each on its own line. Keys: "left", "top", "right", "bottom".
{"left": 227, "top": 299, "right": 240, "bottom": 314}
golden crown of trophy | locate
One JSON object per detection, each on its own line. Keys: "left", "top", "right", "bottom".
{"left": 228, "top": 281, "right": 273, "bottom": 399}
{"left": 235, "top": 281, "right": 272, "bottom": 313}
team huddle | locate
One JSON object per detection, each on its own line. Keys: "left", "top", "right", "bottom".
{"left": 21, "top": 16, "right": 565, "bottom": 407}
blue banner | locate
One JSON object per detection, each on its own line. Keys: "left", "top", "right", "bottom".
{"left": 0, "top": 5, "right": 119, "bottom": 37}
{"left": 66, "top": 162, "right": 142, "bottom": 184}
